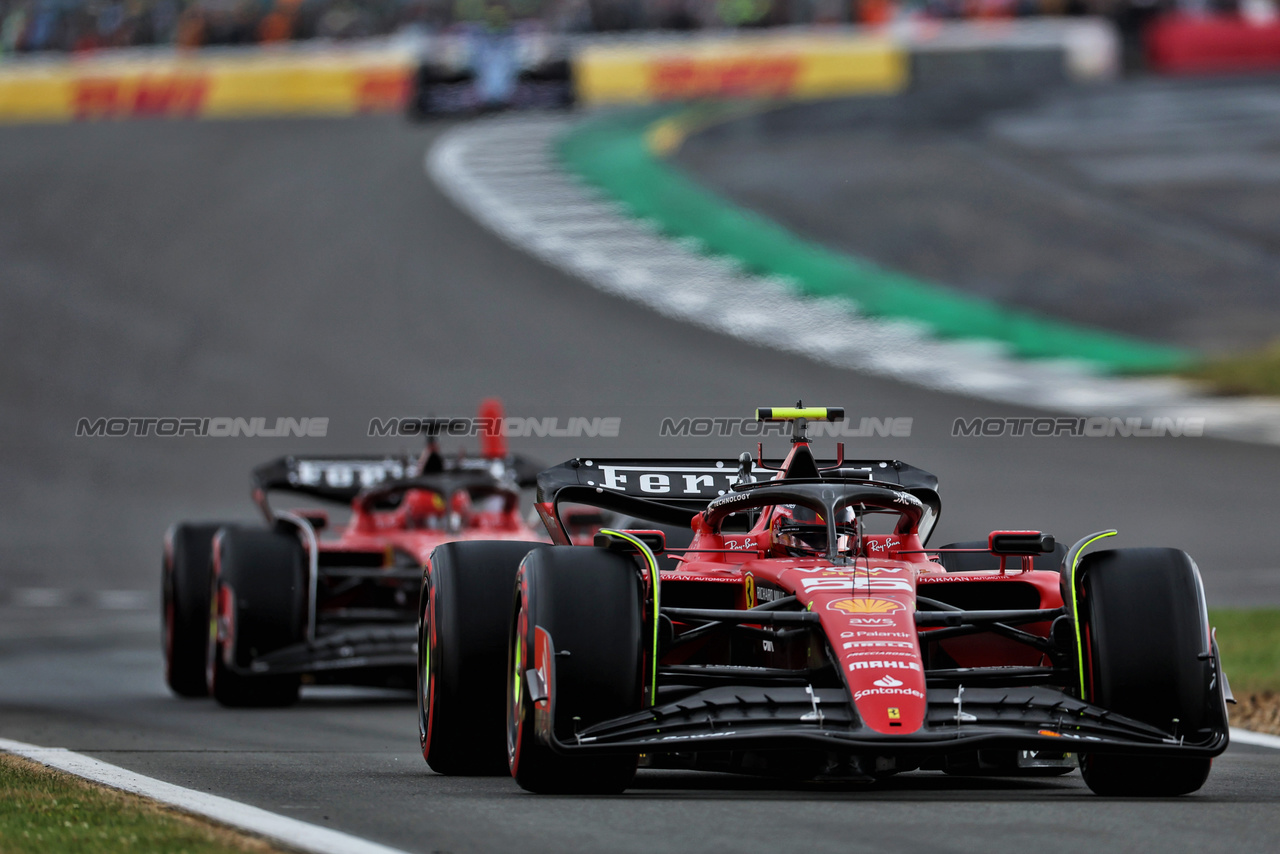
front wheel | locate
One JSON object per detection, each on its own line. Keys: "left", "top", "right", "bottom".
{"left": 419, "top": 540, "right": 546, "bottom": 775}
{"left": 1079, "top": 753, "right": 1211, "bottom": 797}
{"left": 507, "top": 546, "right": 643, "bottom": 794}
{"left": 1076, "top": 548, "right": 1216, "bottom": 796}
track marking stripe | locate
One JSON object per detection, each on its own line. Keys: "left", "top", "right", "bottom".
{"left": 561, "top": 106, "right": 1191, "bottom": 373}
{"left": 1230, "top": 727, "right": 1280, "bottom": 750}
{"left": 0, "top": 738, "right": 410, "bottom": 854}
{"left": 426, "top": 115, "right": 1280, "bottom": 446}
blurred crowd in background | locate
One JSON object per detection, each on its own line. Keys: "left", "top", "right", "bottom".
{"left": 2, "top": 0, "right": 1271, "bottom": 56}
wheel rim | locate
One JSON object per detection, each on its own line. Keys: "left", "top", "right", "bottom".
{"left": 207, "top": 581, "right": 233, "bottom": 693}
{"left": 506, "top": 591, "right": 529, "bottom": 774}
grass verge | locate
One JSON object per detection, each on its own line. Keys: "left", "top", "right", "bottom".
{"left": 0, "top": 753, "right": 281, "bottom": 854}
{"left": 1184, "top": 341, "right": 1280, "bottom": 398}
{"left": 1211, "top": 609, "right": 1280, "bottom": 735}
{"left": 1211, "top": 609, "right": 1280, "bottom": 694}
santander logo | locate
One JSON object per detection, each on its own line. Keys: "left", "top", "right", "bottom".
{"left": 873, "top": 675, "right": 904, "bottom": 688}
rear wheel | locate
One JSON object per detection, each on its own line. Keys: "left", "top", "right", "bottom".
{"left": 163, "top": 522, "right": 232, "bottom": 697}
{"left": 419, "top": 540, "right": 547, "bottom": 775}
{"left": 507, "top": 546, "right": 644, "bottom": 794}
{"left": 208, "top": 527, "right": 306, "bottom": 708}
{"left": 1076, "top": 548, "right": 1214, "bottom": 796}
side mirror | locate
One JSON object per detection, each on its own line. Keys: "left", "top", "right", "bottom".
{"left": 989, "top": 530, "right": 1054, "bottom": 556}
{"left": 595, "top": 529, "right": 666, "bottom": 555}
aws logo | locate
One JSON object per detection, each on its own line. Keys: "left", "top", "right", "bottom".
{"left": 827, "top": 598, "right": 904, "bottom": 615}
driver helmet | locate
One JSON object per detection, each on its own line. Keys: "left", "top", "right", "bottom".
{"left": 402, "top": 488, "right": 445, "bottom": 528}
{"left": 448, "top": 489, "right": 474, "bottom": 530}
{"left": 772, "top": 505, "right": 858, "bottom": 557}
{"left": 772, "top": 506, "right": 827, "bottom": 557}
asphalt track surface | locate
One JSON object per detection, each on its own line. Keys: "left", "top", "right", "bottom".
{"left": 676, "top": 77, "right": 1280, "bottom": 354}
{"left": 1, "top": 109, "right": 1279, "bottom": 852}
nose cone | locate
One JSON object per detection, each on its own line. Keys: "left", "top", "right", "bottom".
{"left": 785, "top": 561, "right": 926, "bottom": 735}
{"left": 819, "top": 595, "right": 927, "bottom": 734}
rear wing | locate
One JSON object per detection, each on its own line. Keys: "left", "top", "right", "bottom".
{"left": 535, "top": 458, "right": 941, "bottom": 543}
{"left": 253, "top": 455, "right": 418, "bottom": 505}
{"left": 251, "top": 453, "right": 543, "bottom": 520}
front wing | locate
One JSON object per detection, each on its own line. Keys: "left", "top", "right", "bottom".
{"left": 230, "top": 625, "right": 417, "bottom": 678}
{"left": 549, "top": 684, "right": 1227, "bottom": 758}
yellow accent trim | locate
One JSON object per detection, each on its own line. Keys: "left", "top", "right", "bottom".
{"left": 757, "top": 407, "right": 830, "bottom": 421}
{"left": 1071, "top": 530, "right": 1118, "bottom": 698}
{"left": 600, "top": 530, "right": 661, "bottom": 705}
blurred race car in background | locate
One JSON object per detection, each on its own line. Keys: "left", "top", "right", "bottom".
{"left": 162, "top": 400, "right": 548, "bottom": 707}
{"left": 405, "top": 19, "right": 573, "bottom": 117}
{"left": 419, "top": 405, "right": 1232, "bottom": 795}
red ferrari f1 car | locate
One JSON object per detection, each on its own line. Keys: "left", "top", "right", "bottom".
{"left": 419, "top": 406, "right": 1232, "bottom": 795}
{"left": 163, "top": 404, "right": 547, "bottom": 707}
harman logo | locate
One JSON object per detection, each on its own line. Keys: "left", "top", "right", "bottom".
{"left": 828, "top": 598, "right": 903, "bottom": 615}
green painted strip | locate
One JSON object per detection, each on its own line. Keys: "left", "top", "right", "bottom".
{"left": 556, "top": 107, "right": 1195, "bottom": 374}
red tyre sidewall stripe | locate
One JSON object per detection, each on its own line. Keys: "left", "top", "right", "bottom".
{"left": 162, "top": 528, "right": 176, "bottom": 681}
{"left": 421, "top": 576, "right": 439, "bottom": 758}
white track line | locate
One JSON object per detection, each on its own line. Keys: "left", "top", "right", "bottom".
{"left": 1230, "top": 728, "right": 1280, "bottom": 750}
{"left": 1, "top": 587, "right": 151, "bottom": 609}
{"left": 426, "top": 114, "right": 1280, "bottom": 445}
{"left": 0, "top": 738, "right": 409, "bottom": 854}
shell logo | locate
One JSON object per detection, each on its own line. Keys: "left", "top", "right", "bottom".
{"left": 828, "top": 598, "right": 903, "bottom": 615}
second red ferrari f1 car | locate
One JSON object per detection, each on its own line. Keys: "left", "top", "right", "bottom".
{"left": 419, "top": 406, "right": 1232, "bottom": 795}
{"left": 163, "top": 407, "right": 547, "bottom": 707}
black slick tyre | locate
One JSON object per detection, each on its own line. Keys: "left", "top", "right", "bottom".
{"left": 419, "top": 540, "right": 546, "bottom": 775}
{"left": 1076, "top": 547, "right": 1214, "bottom": 796}
{"left": 507, "top": 546, "right": 644, "bottom": 795}
{"left": 208, "top": 527, "right": 306, "bottom": 708}
{"left": 163, "top": 522, "right": 231, "bottom": 698}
